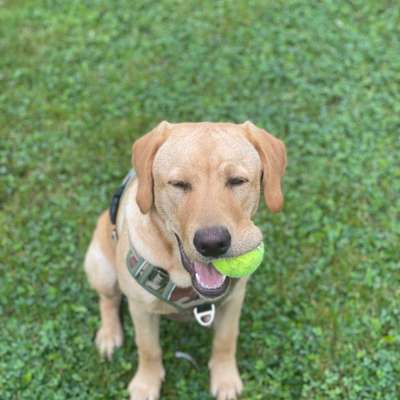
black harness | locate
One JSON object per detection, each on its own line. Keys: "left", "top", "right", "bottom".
{"left": 109, "top": 170, "right": 136, "bottom": 241}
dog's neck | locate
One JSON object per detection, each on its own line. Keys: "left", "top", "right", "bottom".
{"left": 123, "top": 181, "right": 192, "bottom": 288}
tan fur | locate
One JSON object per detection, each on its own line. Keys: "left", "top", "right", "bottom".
{"left": 242, "top": 121, "right": 287, "bottom": 212}
{"left": 132, "top": 121, "right": 171, "bottom": 214}
{"left": 84, "top": 121, "right": 286, "bottom": 400}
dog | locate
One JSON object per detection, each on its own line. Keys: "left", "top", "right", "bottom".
{"left": 84, "top": 121, "right": 286, "bottom": 400}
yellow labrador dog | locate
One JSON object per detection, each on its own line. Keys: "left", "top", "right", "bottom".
{"left": 84, "top": 121, "right": 286, "bottom": 400}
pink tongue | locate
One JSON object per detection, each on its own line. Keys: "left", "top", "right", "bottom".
{"left": 193, "top": 262, "right": 225, "bottom": 289}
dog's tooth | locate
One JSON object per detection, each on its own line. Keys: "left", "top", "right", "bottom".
{"left": 195, "top": 273, "right": 206, "bottom": 288}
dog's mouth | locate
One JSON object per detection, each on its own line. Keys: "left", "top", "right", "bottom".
{"left": 176, "top": 236, "right": 230, "bottom": 299}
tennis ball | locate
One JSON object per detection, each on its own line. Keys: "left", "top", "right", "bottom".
{"left": 212, "top": 242, "right": 264, "bottom": 278}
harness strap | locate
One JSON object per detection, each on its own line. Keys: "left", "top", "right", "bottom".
{"left": 126, "top": 226, "right": 229, "bottom": 312}
{"left": 110, "top": 170, "right": 136, "bottom": 240}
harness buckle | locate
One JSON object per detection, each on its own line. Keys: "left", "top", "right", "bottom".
{"left": 111, "top": 227, "right": 118, "bottom": 241}
{"left": 193, "top": 304, "right": 215, "bottom": 327}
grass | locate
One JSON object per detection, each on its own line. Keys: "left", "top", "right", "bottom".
{"left": 0, "top": 0, "right": 399, "bottom": 399}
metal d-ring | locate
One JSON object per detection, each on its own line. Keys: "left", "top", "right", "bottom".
{"left": 193, "top": 304, "right": 215, "bottom": 327}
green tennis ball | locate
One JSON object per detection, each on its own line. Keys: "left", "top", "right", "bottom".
{"left": 212, "top": 242, "right": 264, "bottom": 278}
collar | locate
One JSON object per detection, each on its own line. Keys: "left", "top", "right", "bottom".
{"left": 109, "top": 170, "right": 231, "bottom": 327}
{"left": 125, "top": 235, "right": 231, "bottom": 326}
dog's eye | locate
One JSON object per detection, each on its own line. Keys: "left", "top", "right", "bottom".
{"left": 168, "top": 180, "right": 192, "bottom": 192}
{"left": 226, "top": 177, "right": 249, "bottom": 187}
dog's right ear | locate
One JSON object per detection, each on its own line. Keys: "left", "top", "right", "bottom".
{"left": 132, "top": 121, "right": 170, "bottom": 214}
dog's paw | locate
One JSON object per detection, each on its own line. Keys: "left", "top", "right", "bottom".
{"left": 95, "top": 324, "right": 123, "bottom": 360}
{"left": 210, "top": 360, "right": 243, "bottom": 400}
{"left": 128, "top": 366, "right": 165, "bottom": 400}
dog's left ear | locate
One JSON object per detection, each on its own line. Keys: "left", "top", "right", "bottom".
{"left": 132, "top": 121, "right": 170, "bottom": 214}
{"left": 242, "top": 121, "right": 287, "bottom": 213}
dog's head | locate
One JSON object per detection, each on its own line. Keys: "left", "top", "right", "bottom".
{"left": 132, "top": 121, "right": 286, "bottom": 298}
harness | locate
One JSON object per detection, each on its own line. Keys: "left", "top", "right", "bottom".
{"left": 109, "top": 171, "right": 229, "bottom": 327}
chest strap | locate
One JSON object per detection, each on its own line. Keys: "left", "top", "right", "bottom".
{"left": 126, "top": 247, "right": 228, "bottom": 315}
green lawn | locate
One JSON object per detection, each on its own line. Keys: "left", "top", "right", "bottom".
{"left": 1, "top": 0, "right": 399, "bottom": 399}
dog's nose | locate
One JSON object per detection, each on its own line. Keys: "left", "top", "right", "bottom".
{"left": 193, "top": 226, "right": 231, "bottom": 257}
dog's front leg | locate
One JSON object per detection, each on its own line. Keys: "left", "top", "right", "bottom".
{"left": 209, "top": 281, "right": 247, "bottom": 400}
{"left": 128, "top": 300, "right": 164, "bottom": 400}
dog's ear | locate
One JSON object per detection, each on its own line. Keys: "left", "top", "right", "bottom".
{"left": 242, "top": 121, "right": 287, "bottom": 213}
{"left": 132, "top": 121, "right": 170, "bottom": 214}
